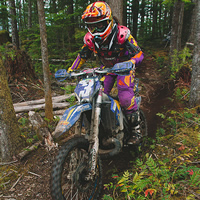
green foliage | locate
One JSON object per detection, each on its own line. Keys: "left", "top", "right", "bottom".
{"left": 163, "top": 0, "right": 192, "bottom": 6}
{"left": 20, "top": 24, "right": 86, "bottom": 74}
{"left": 103, "top": 105, "right": 200, "bottom": 200}
{"left": 156, "top": 113, "right": 165, "bottom": 119}
{"left": 170, "top": 47, "right": 192, "bottom": 79}
{"left": 19, "top": 26, "right": 42, "bottom": 74}
{"left": 103, "top": 153, "right": 200, "bottom": 200}
{"left": 0, "top": 44, "right": 16, "bottom": 61}
{"left": 61, "top": 84, "right": 76, "bottom": 106}
{"left": 18, "top": 117, "right": 29, "bottom": 127}
{"left": 154, "top": 54, "right": 166, "bottom": 68}
{"left": 44, "top": 116, "right": 60, "bottom": 132}
{"left": 61, "top": 84, "right": 76, "bottom": 94}
{"left": 173, "top": 81, "right": 191, "bottom": 106}
{"left": 17, "top": 115, "right": 39, "bottom": 146}
{"left": 157, "top": 108, "right": 200, "bottom": 138}
{"left": 67, "top": 96, "right": 76, "bottom": 107}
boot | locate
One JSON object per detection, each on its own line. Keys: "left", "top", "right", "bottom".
{"left": 127, "top": 111, "right": 141, "bottom": 145}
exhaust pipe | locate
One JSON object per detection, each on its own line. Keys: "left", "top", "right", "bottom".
{"left": 99, "top": 136, "right": 123, "bottom": 159}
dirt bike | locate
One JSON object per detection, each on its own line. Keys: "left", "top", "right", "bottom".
{"left": 51, "top": 61, "right": 148, "bottom": 200}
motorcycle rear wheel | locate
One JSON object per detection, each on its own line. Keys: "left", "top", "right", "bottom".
{"left": 51, "top": 135, "right": 102, "bottom": 200}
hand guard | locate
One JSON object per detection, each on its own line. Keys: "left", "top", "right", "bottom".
{"left": 55, "top": 69, "right": 71, "bottom": 82}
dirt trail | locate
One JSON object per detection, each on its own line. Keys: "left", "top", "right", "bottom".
{"left": 101, "top": 53, "right": 173, "bottom": 197}
{"left": 137, "top": 54, "right": 172, "bottom": 137}
{"left": 0, "top": 50, "right": 172, "bottom": 200}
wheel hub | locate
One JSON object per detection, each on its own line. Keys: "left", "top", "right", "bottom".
{"left": 73, "top": 163, "right": 92, "bottom": 192}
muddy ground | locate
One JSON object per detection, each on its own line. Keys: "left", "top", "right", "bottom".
{"left": 0, "top": 48, "right": 174, "bottom": 200}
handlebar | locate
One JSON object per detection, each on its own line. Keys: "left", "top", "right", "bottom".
{"left": 55, "top": 61, "right": 135, "bottom": 82}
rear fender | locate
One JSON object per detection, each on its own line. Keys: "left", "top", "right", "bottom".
{"left": 53, "top": 103, "right": 92, "bottom": 138}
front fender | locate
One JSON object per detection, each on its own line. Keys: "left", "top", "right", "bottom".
{"left": 53, "top": 103, "right": 92, "bottom": 138}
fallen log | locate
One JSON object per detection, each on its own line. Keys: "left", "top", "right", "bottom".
{"left": 14, "top": 93, "right": 75, "bottom": 107}
{"left": 14, "top": 102, "right": 70, "bottom": 113}
{"left": 39, "top": 109, "right": 66, "bottom": 118}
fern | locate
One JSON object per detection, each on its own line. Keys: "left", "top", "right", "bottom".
{"left": 136, "top": 178, "right": 152, "bottom": 191}
{"left": 190, "top": 169, "right": 200, "bottom": 187}
{"left": 146, "top": 156, "right": 158, "bottom": 175}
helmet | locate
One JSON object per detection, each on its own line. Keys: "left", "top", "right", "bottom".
{"left": 82, "top": 2, "right": 114, "bottom": 43}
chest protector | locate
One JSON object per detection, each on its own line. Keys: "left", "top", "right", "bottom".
{"left": 83, "top": 25, "right": 138, "bottom": 68}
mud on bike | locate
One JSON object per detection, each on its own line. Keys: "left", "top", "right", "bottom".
{"left": 51, "top": 61, "right": 148, "bottom": 200}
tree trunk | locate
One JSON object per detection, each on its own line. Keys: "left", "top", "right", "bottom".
{"left": 169, "top": 0, "right": 184, "bottom": 55}
{"left": 17, "top": 0, "right": 22, "bottom": 32}
{"left": 67, "top": 0, "right": 75, "bottom": 51}
{"left": 158, "top": 1, "right": 162, "bottom": 37}
{"left": 107, "top": 0, "right": 123, "bottom": 25}
{"left": 152, "top": 0, "right": 158, "bottom": 39}
{"left": 123, "top": 0, "right": 127, "bottom": 26}
{"left": 37, "top": 0, "right": 53, "bottom": 121}
{"left": 139, "top": 0, "right": 145, "bottom": 38}
{"left": 28, "top": 0, "right": 32, "bottom": 29}
{"left": 8, "top": 0, "right": 20, "bottom": 49}
{"left": 189, "top": 0, "right": 200, "bottom": 107}
{"left": 0, "top": 59, "right": 22, "bottom": 162}
{"left": 132, "top": 0, "right": 139, "bottom": 39}
{"left": 188, "top": 0, "right": 198, "bottom": 44}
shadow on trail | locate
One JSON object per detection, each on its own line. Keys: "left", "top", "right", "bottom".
{"left": 144, "top": 82, "right": 174, "bottom": 138}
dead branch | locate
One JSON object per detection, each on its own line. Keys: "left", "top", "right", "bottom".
{"left": 18, "top": 141, "right": 41, "bottom": 160}
{"left": 28, "top": 111, "right": 57, "bottom": 150}
{"left": 0, "top": 160, "right": 18, "bottom": 166}
{"left": 11, "top": 91, "right": 26, "bottom": 102}
{"left": 28, "top": 171, "right": 42, "bottom": 178}
{"left": 191, "top": 161, "right": 200, "bottom": 164}
{"left": 1, "top": 180, "right": 10, "bottom": 186}
{"left": 54, "top": 81, "right": 76, "bottom": 86}
{"left": 9, "top": 174, "right": 23, "bottom": 191}
{"left": 30, "top": 82, "right": 44, "bottom": 91}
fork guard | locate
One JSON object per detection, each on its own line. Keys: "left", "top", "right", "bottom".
{"left": 53, "top": 103, "right": 92, "bottom": 138}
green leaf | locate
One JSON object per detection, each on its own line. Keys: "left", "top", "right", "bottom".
{"left": 133, "top": 172, "right": 139, "bottom": 182}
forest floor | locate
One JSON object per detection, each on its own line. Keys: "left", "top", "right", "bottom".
{"left": 0, "top": 45, "right": 176, "bottom": 200}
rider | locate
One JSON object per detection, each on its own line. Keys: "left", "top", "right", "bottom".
{"left": 67, "top": 1, "right": 144, "bottom": 144}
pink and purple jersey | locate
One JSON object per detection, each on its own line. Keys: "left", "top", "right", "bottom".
{"left": 68, "top": 25, "right": 144, "bottom": 113}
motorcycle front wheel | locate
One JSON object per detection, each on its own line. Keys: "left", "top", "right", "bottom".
{"left": 51, "top": 135, "right": 102, "bottom": 200}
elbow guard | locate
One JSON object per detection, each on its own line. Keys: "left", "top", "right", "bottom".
{"left": 125, "top": 41, "right": 141, "bottom": 56}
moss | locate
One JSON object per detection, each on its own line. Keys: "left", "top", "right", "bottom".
{"left": 0, "top": 165, "right": 19, "bottom": 189}
{"left": 0, "top": 59, "right": 22, "bottom": 161}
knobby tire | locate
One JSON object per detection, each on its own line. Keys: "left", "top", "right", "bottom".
{"left": 51, "top": 135, "right": 102, "bottom": 200}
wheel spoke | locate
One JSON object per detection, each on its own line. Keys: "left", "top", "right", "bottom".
{"left": 51, "top": 136, "right": 102, "bottom": 200}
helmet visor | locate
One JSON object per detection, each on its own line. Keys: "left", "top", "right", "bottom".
{"left": 87, "top": 20, "right": 109, "bottom": 34}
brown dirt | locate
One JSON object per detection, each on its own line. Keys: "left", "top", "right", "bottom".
{"left": 0, "top": 48, "right": 174, "bottom": 200}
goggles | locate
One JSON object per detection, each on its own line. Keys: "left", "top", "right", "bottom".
{"left": 87, "top": 20, "right": 110, "bottom": 34}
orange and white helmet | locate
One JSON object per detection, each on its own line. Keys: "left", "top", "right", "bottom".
{"left": 82, "top": 1, "right": 114, "bottom": 43}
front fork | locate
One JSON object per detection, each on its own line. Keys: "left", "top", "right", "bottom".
{"left": 87, "top": 86, "right": 103, "bottom": 178}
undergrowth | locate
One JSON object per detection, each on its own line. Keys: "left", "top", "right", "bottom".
{"left": 103, "top": 49, "right": 200, "bottom": 200}
{"left": 103, "top": 106, "right": 200, "bottom": 200}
